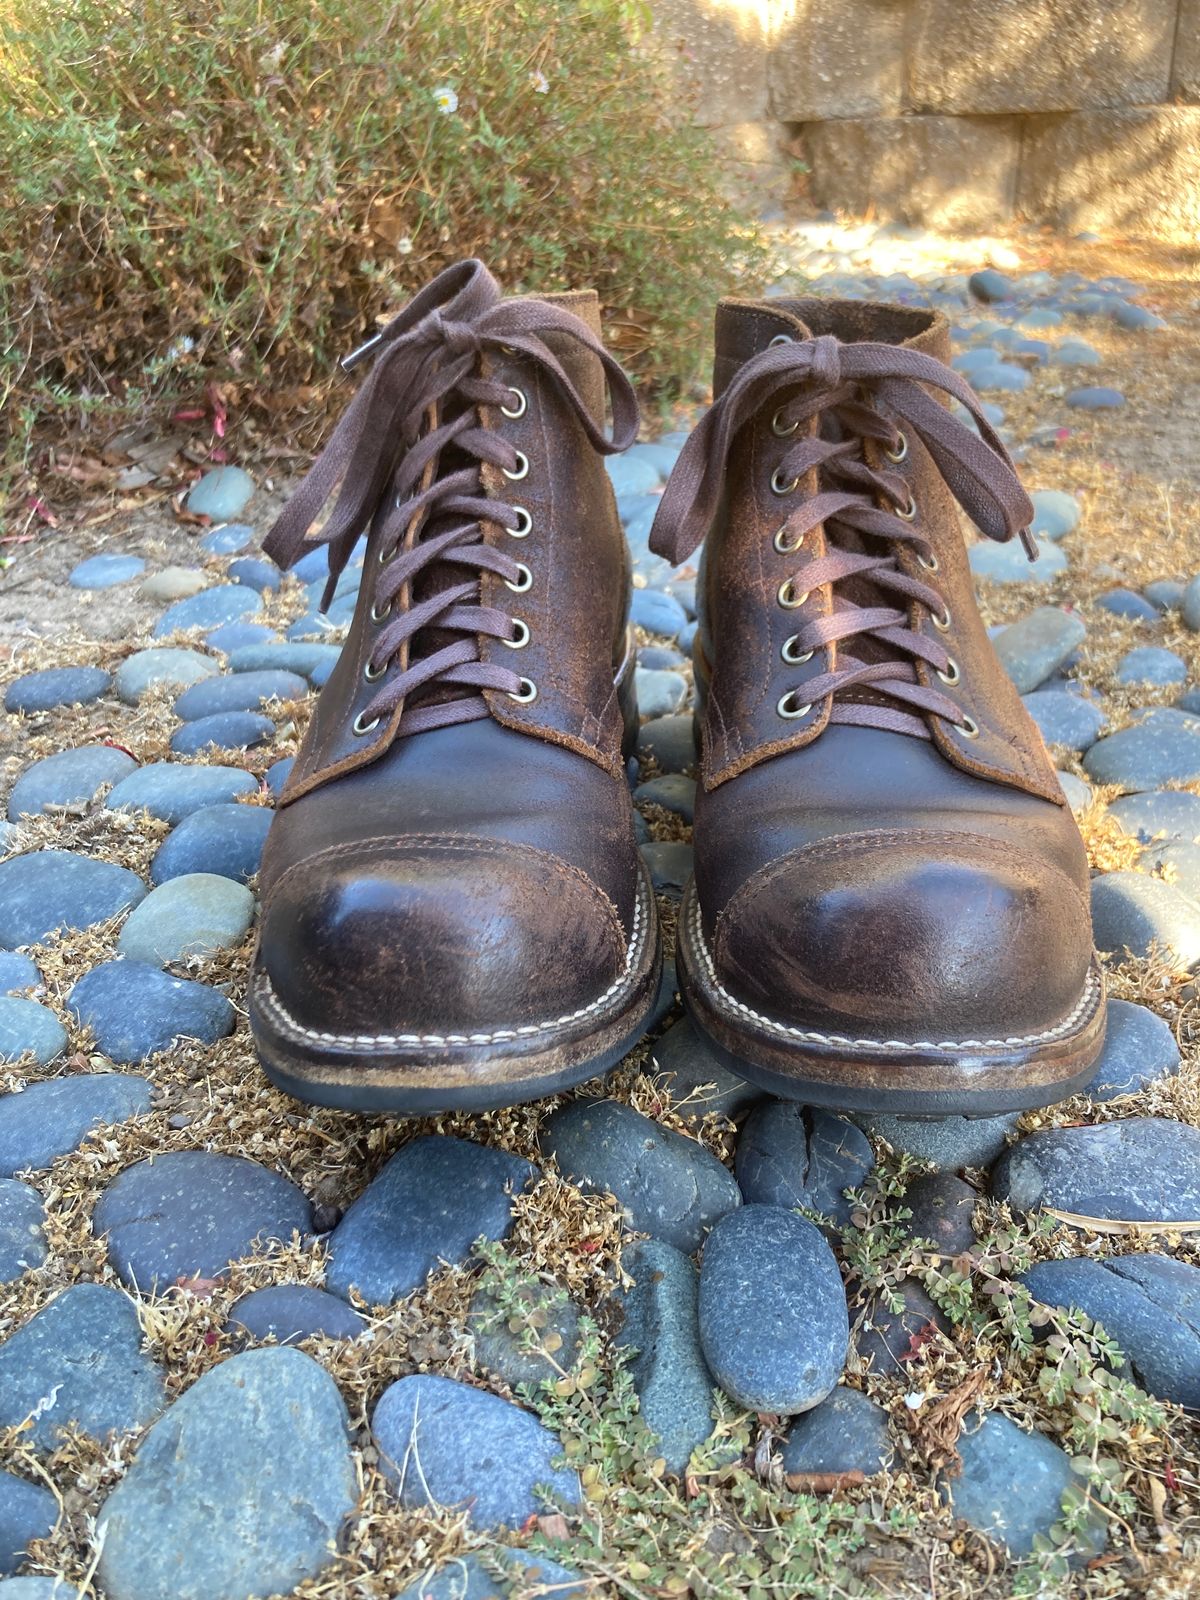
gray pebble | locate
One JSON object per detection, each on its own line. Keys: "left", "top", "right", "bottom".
{"left": 69, "top": 962, "right": 234, "bottom": 1063}
{"left": 174, "top": 670, "right": 306, "bottom": 721}
{"left": 1021, "top": 690, "right": 1105, "bottom": 753}
{"left": 7, "top": 744, "right": 137, "bottom": 822}
{"left": 0, "top": 1073, "right": 152, "bottom": 1178}
{"left": 1086, "top": 998, "right": 1179, "bottom": 1100}
{"left": 637, "top": 715, "right": 695, "bottom": 774}
{"left": 649, "top": 1015, "right": 762, "bottom": 1125}
{"left": 154, "top": 585, "right": 263, "bottom": 639}
{"left": 106, "top": 762, "right": 258, "bottom": 825}
{"left": 0, "top": 997, "right": 65, "bottom": 1067}
{"left": 780, "top": 1386, "right": 894, "bottom": 1477}
{"left": 903, "top": 1172, "right": 979, "bottom": 1254}
{"left": 641, "top": 841, "right": 693, "bottom": 898}
{"left": 151, "top": 803, "right": 272, "bottom": 885}
{"left": 1066, "top": 386, "right": 1125, "bottom": 410}
{"left": 1108, "top": 789, "right": 1200, "bottom": 843}
{"left": 1144, "top": 579, "right": 1185, "bottom": 613}
{"left": 0, "top": 1473, "right": 55, "bottom": 1577}
{"left": 856, "top": 1111, "right": 1017, "bottom": 1173}
{"left": 4, "top": 667, "right": 111, "bottom": 715}
{"left": 69, "top": 554, "right": 146, "bottom": 590}
{"left": 185, "top": 465, "right": 255, "bottom": 520}
{"left": 469, "top": 1281, "right": 582, "bottom": 1390}
{"left": 198, "top": 523, "right": 253, "bottom": 555}
{"left": 1084, "top": 708, "right": 1200, "bottom": 792}
{"left": 140, "top": 568, "right": 209, "bottom": 603}
{"left": 0, "top": 1181, "right": 46, "bottom": 1283}
{"left": 230, "top": 1284, "right": 367, "bottom": 1344}
{"left": 993, "top": 1116, "right": 1200, "bottom": 1223}
{"left": 993, "top": 607, "right": 1086, "bottom": 693}
{"left": 631, "top": 589, "right": 688, "bottom": 639}
{"left": 1090, "top": 870, "right": 1200, "bottom": 966}
{"left": 1096, "top": 587, "right": 1161, "bottom": 622}
{"left": 634, "top": 774, "right": 695, "bottom": 823}
{"left": 114, "top": 648, "right": 217, "bottom": 705}
{"left": 0, "top": 955, "right": 38, "bottom": 995}
{"left": 852, "top": 1279, "right": 948, "bottom": 1377}
{"left": 0, "top": 850, "right": 145, "bottom": 949}
{"left": 226, "top": 642, "right": 341, "bottom": 681}
{"left": 635, "top": 668, "right": 688, "bottom": 719}
{"left": 169, "top": 710, "right": 274, "bottom": 756}
{"left": 1115, "top": 646, "right": 1187, "bottom": 687}
{"left": 735, "top": 1102, "right": 873, "bottom": 1226}
{"left": 117, "top": 873, "right": 255, "bottom": 965}
{"left": 1028, "top": 489, "right": 1080, "bottom": 540}
{"left": 969, "top": 537, "right": 1066, "bottom": 584}
{"left": 1056, "top": 771, "right": 1093, "bottom": 815}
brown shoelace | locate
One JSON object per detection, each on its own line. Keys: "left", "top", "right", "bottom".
{"left": 265, "top": 260, "right": 639, "bottom": 737}
{"left": 649, "top": 333, "right": 1036, "bottom": 740}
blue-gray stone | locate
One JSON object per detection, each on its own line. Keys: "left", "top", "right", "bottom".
{"left": 1022, "top": 690, "right": 1105, "bottom": 753}
{"left": 96, "top": 1346, "right": 354, "bottom": 1600}
{"left": 1112, "top": 302, "right": 1164, "bottom": 331}
{"left": 902, "top": 1172, "right": 979, "bottom": 1254}
{"left": 638, "top": 645, "right": 686, "bottom": 671}
{"left": 972, "top": 363, "right": 1030, "bottom": 393}
{"left": 631, "top": 589, "right": 688, "bottom": 639}
{"left": 1182, "top": 574, "right": 1200, "bottom": 633}
{"left": 95, "top": 1151, "right": 312, "bottom": 1290}
{"left": 1084, "top": 708, "right": 1200, "bottom": 791}
{"left": 174, "top": 669, "right": 306, "bottom": 721}
{"left": 649, "top": 1015, "right": 763, "bottom": 1126}
{"left": 309, "top": 654, "right": 338, "bottom": 688}
{"left": 1013, "top": 337, "right": 1050, "bottom": 362}
{"left": 393, "top": 1552, "right": 590, "bottom": 1600}
{"left": 1108, "top": 788, "right": 1200, "bottom": 843}
{"left": 780, "top": 1387, "right": 894, "bottom": 1476}
{"left": 154, "top": 585, "right": 262, "bottom": 638}
{"left": 1090, "top": 870, "right": 1200, "bottom": 966}
{"left": 226, "top": 641, "right": 341, "bottom": 681}
{"left": 1028, "top": 489, "right": 1080, "bottom": 541}
{"left": 1016, "top": 307, "right": 1062, "bottom": 331}
{"left": 0, "top": 1181, "right": 46, "bottom": 1283}
{"left": 953, "top": 347, "right": 1003, "bottom": 376}
{"left": 637, "top": 715, "right": 695, "bottom": 775}
{"left": 114, "top": 648, "right": 218, "bottom": 704}
{"left": 615, "top": 1239, "right": 715, "bottom": 1474}
{"left": 634, "top": 774, "right": 695, "bottom": 823}
{"left": 606, "top": 455, "right": 661, "bottom": 497}
{"left": 69, "top": 962, "right": 234, "bottom": 1063}
{"left": 151, "top": 803, "right": 272, "bottom": 885}
{"left": 993, "top": 1116, "right": 1200, "bottom": 1223}
{"left": 1057, "top": 771, "right": 1093, "bottom": 814}
{"left": 0, "top": 851, "right": 146, "bottom": 949}
{"left": 197, "top": 522, "right": 253, "bottom": 555}
{"left": 68, "top": 554, "right": 146, "bottom": 590}
{"left": 205, "top": 621, "right": 276, "bottom": 654}
{"left": 1144, "top": 578, "right": 1186, "bottom": 612}
{"left": 286, "top": 613, "right": 333, "bottom": 641}
{"left": 265, "top": 757, "right": 293, "bottom": 797}
{"left": 1023, "top": 1254, "right": 1200, "bottom": 1408}
{"left": 1087, "top": 999, "right": 1179, "bottom": 1101}
{"left": 106, "top": 762, "right": 257, "bottom": 825}
{"left": 1051, "top": 339, "right": 1101, "bottom": 367}
{"left": 0, "top": 955, "right": 38, "bottom": 996}
{"left": 7, "top": 744, "right": 137, "bottom": 821}
{"left": 4, "top": 667, "right": 111, "bottom": 715}
{"left": 969, "top": 538, "right": 1066, "bottom": 585}
{"left": 641, "top": 841, "right": 693, "bottom": 898}
{"left": 291, "top": 545, "right": 330, "bottom": 582}
{"left": 1066, "top": 386, "right": 1125, "bottom": 410}
{"left": 736, "top": 1102, "right": 873, "bottom": 1226}
{"left": 698, "top": 1206, "right": 849, "bottom": 1414}
{"left": 858, "top": 1111, "right": 1017, "bottom": 1173}
{"left": 544, "top": 1098, "right": 740, "bottom": 1254}
{"left": 1115, "top": 646, "right": 1186, "bottom": 687}
{"left": 853, "top": 1279, "right": 948, "bottom": 1376}
{"left": 372, "top": 1374, "right": 579, "bottom": 1530}
{"left": 230, "top": 1285, "right": 367, "bottom": 1344}
{"left": 1145, "top": 840, "right": 1200, "bottom": 902}
{"left": 635, "top": 668, "right": 687, "bottom": 719}
{"left": 0, "top": 1473, "right": 55, "bottom": 1576}
{"left": 1096, "top": 587, "right": 1160, "bottom": 622}
{"left": 169, "top": 710, "right": 275, "bottom": 756}
{"left": 968, "top": 269, "right": 1013, "bottom": 303}
{"left": 469, "top": 1281, "right": 582, "bottom": 1390}
{"left": 0, "top": 1073, "right": 152, "bottom": 1178}
{"left": 0, "top": 997, "right": 65, "bottom": 1067}
{"left": 186, "top": 465, "right": 255, "bottom": 520}
{"left": 117, "top": 873, "right": 255, "bottom": 966}
{"left": 993, "top": 606, "right": 1086, "bottom": 693}
{"left": 226, "top": 557, "right": 280, "bottom": 594}
{"left": 0, "top": 1283, "right": 166, "bottom": 1448}
{"left": 327, "top": 1136, "right": 535, "bottom": 1306}
{"left": 942, "top": 1411, "right": 1106, "bottom": 1561}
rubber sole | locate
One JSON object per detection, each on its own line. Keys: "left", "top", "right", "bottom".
{"left": 675, "top": 880, "right": 1108, "bottom": 1118}
{"left": 249, "top": 864, "right": 663, "bottom": 1115}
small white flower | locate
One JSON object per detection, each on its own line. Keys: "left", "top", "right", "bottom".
{"left": 397, "top": 237, "right": 413, "bottom": 256}
{"left": 432, "top": 85, "right": 458, "bottom": 115}
{"left": 530, "top": 69, "right": 549, "bottom": 94}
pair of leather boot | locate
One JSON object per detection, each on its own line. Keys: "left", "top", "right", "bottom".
{"left": 250, "top": 261, "right": 1105, "bottom": 1119}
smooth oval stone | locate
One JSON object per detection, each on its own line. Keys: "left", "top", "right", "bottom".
{"left": 614, "top": 1238, "right": 715, "bottom": 1475}
{"left": 0, "top": 1283, "right": 166, "bottom": 1448}
{"left": 637, "top": 715, "right": 695, "bottom": 775}
{"left": 993, "top": 607, "right": 1085, "bottom": 693}
{"left": 0, "top": 997, "right": 65, "bottom": 1067}
{"left": 641, "top": 841, "right": 694, "bottom": 898}
{"left": 230, "top": 1284, "right": 367, "bottom": 1344}
{"left": 1113, "top": 302, "right": 1164, "bottom": 331}
{"left": 942, "top": 1411, "right": 1106, "bottom": 1561}
{"left": 631, "top": 588, "right": 688, "bottom": 639}
{"left": 4, "top": 666, "right": 111, "bottom": 715}
{"left": 114, "top": 648, "right": 218, "bottom": 705}
{"left": 735, "top": 1102, "right": 873, "bottom": 1226}
{"left": 634, "top": 774, "right": 696, "bottom": 823}
{"left": 151, "top": 803, "right": 272, "bottom": 885}
{"left": 1084, "top": 708, "right": 1200, "bottom": 792}
{"left": 372, "top": 1373, "right": 580, "bottom": 1530}
{"left": 0, "top": 1472, "right": 56, "bottom": 1577}
{"left": 1028, "top": 489, "right": 1080, "bottom": 540}
{"left": 225, "top": 641, "right": 341, "bottom": 681}
{"left": 1021, "top": 689, "right": 1105, "bottom": 753}
{"left": 1066, "top": 386, "right": 1125, "bottom": 409}
{"left": 0, "top": 1180, "right": 46, "bottom": 1282}
{"left": 0, "top": 1073, "right": 152, "bottom": 1178}
{"left": 1097, "top": 586, "right": 1161, "bottom": 622}
{"left": 638, "top": 644, "right": 686, "bottom": 671}
{"left": 226, "top": 557, "right": 280, "bottom": 595}
{"left": 649, "top": 1014, "right": 763, "bottom": 1126}
{"left": 993, "top": 1116, "right": 1200, "bottom": 1223}
{"left": 117, "top": 873, "right": 254, "bottom": 966}
{"left": 7, "top": 743, "right": 137, "bottom": 821}
{"left": 174, "top": 669, "right": 306, "bottom": 721}
{"left": 197, "top": 522, "right": 253, "bottom": 555}
{"left": 1086, "top": 998, "right": 1179, "bottom": 1101}
{"left": 968, "top": 269, "right": 1013, "bottom": 302}
{"left": 140, "top": 568, "right": 209, "bottom": 602}
{"left": 699, "top": 1206, "right": 848, "bottom": 1414}
{"left": 392, "top": 1553, "right": 589, "bottom": 1600}
{"left": 0, "top": 954, "right": 38, "bottom": 995}
{"left": 953, "top": 346, "right": 1004, "bottom": 376}
{"left": 852, "top": 1278, "right": 948, "bottom": 1376}
{"left": 969, "top": 537, "right": 1066, "bottom": 584}
{"left": 0, "top": 851, "right": 145, "bottom": 949}
{"left": 543, "top": 1098, "right": 741, "bottom": 1254}
{"left": 606, "top": 455, "right": 661, "bottom": 497}
{"left": 1051, "top": 340, "right": 1101, "bottom": 367}
{"left": 634, "top": 668, "right": 688, "bottom": 719}
{"left": 185, "top": 464, "right": 255, "bottom": 520}
{"left": 1108, "top": 789, "right": 1200, "bottom": 844}
{"left": 326, "top": 1135, "right": 536, "bottom": 1305}
{"left": 1143, "top": 578, "right": 1185, "bottom": 613}
{"left": 1115, "top": 646, "right": 1187, "bottom": 687}
{"left": 1057, "top": 770, "right": 1093, "bottom": 815}
{"left": 169, "top": 710, "right": 274, "bottom": 756}
{"left": 780, "top": 1386, "right": 894, "bottom": 1477}
{"left": 264, "top": 757, "right": 294, "bottom": 797}
{"left": 902, "top": 1172, "right": 979, "bottom": 1254}
{"left": 469, "top": 1280, "right": 582, "bottom": 1390}
{"left": 857, "top": 1111, "right": 1017, "bottom": 1173}
{"left": 69, "top": 962, "right": 234, "bottom": 1063}
{"left": 972, "top": 363, "right": 1030, "bottom": 393}
{"left": 205, "top": 621, "right": 277, "bottom": 654}
{"left": 1090, "top": 871, "right": 1200, "bottom": 966}
{"left": 1181, "top": 573, "right": 1200, "bottom": 632}
{"left": 96, "top": 1347, "right": 354, "bottom": 1600}
{"left": 1023, "top": 1253, "right": 1200, "bottom": 1408}
{"left": 154, "top": 585, "right": 262, "bottom": 639}
{"left": 95, "top": 1150, "right": 312, "bottom": 1289}
{"left": 69, "top": 553, "right": 146, "bottom": 590}
{"left": 106, "top": 763, "right": 257, "bottom": 825}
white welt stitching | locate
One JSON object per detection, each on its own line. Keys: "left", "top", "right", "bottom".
{"left": 256, "top": 881, "right": 647, "bottom": 1050}
{"left": 687, "top": 895, "right": 1103, "bottom": 1053}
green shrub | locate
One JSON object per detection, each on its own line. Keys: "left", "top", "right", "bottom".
{"left": 0, "top": 0, "right": 757, "bottom": 438}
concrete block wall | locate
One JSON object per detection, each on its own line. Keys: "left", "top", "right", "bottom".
{"left": 649, "top": 0, "right": 1200, "bottom": 238}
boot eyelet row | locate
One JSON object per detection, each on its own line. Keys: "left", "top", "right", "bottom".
{"left": 932, "top": 606, "right": 953, "bottom": 633}
{"left": 771, "top": 409, "right": 800, "bottom": 438}
{"left": 370, "top": 598, "right": 391, "bottom": 624}
{"left": 781, "top": 636, "right": 814, "bottom": 665}
{"left": 773, "top": 525, "right": 804, "bottom": 554}
{"left": 896, "top": 495, "right": 918, "bottom": 522}
{"left": 363, "top": 658, "right": 386, "bottom": 682}
{"left": 500, "top": 386, "right": 527, "bottom": 419}
{"left": 778, "top": 580, "right": 809, "bottom": 609}
{"left": 936, "top": 657, "right": 960, "bottom": 686}
{"left": 771, "top": 466, "right": 801, "bottom": 496}
{"left": 352, "top": 710, "right": 381, "bottom": 737}
{"left": 777, "top": 690, "right": 813, "bottom": 719}
{"left": 503, "top": 450, "right": 530, "bottom": 482}
{"left": 504, "top": 562, "right": 533, "bottom": 593}
{"left": 885, "top": 432, "right": 909, "bottom": 464}
{"left": 508, "top": 677, "right": 538, "bottom": 703}
{"left": 502, "top": 618, "right": 531, "bottom": 649}
{"left": 505, "top": 506, "right": 532, "bottom": 538}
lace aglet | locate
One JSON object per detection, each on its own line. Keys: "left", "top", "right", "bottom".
{"left": 340, "top": 332, "right": 384, "bottom": 374}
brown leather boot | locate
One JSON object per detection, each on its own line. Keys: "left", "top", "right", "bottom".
{"left": 250, "top": 261, "right": 662, "bottom": 1113}
{"left": 650, "top": 298, "right": 1105, "bottom": 1116}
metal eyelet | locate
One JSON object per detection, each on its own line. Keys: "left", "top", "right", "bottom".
{"left": 771, "top": 408, "right": 800, "bottom": 438}
{"left": 774, "top": 525, "right": 805, "bottom": 554}
{"left": 932, "top": 606, "right": 952, "bottom": 632}
{"left": 352, "top": 710, "right": 381, "bottom": 736}
{"left": 370, "top": 598, "right": 391, "bottom": 624}
{"left": 936, "top": 657, "right": 960, "bottom": 686}
{"left": 782, "top": 636, "right": 814, "bottom": 665}
{"left": 363, "top": 658, "right": 386, "bottom": 682}
{"left": 885, "top": 432, "right": 909, "bottom": 464}
{"left": 504, "top": 506, "right": 532, "bottom": 538}
{"left": 768, "top": 333, "right": 795, "bottom": 347}
{"left": 957, "top": 714, "right": 980, "bottom": 739}
{"left": 377, "top": 542, "right": 397, "bottom": 566}
{"left": 771, "top": 466, "right": 801, "bottom": 496}
{"left": 508, "top": 677, "right": 538, "bottom": 703}
{"left": 917, "top": 549, "right": 939, "bottom": 571}
{"left": 505, "top": 562, "right": 533, "bottom": 594}
{"left": 778, "top": 580, "right": 809, "bottom": 609}
{"left": 502, "top": 618, "right": 530, "bottom": 649}
{"left": 896, "top": 496, "right": 918, "bottom": 522}
{"left": 503, "top": 450, "right": 529, "bottom": 482}
{"left": 777, "top": 690, "right": 813, "bottom": 720}
{"left": 500, "top": 386, "right": 527, "bottom": 419}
